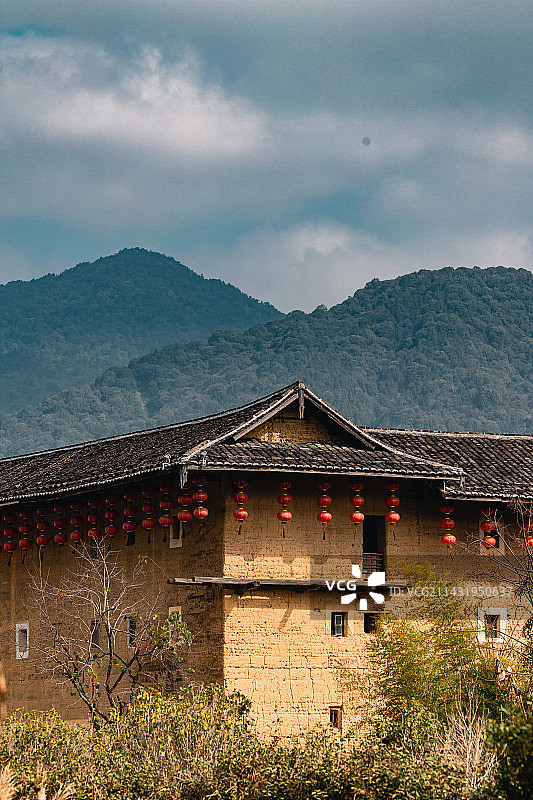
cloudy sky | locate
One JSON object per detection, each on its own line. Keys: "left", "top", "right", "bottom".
{"left": 2, "top": 1, "right": 533, "bottom": 311}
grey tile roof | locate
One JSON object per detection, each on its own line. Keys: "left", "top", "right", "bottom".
{"left": 364, "top": 427, "right": 533, "bottom": 500}
{"left": 0, "top": 381, "right": 529, "bottom": 504}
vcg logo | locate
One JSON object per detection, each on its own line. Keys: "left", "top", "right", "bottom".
{"left": 325, "top": 564, "right": 385, "bottom": 610}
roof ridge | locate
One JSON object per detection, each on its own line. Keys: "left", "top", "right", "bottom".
{"left": 364, "top": 426, "right": 533, "bottom": 440}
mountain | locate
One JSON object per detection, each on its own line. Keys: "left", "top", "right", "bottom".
{"left": 0, "top": 248, "right": 281, "bottom": 416}
{"left": 0, "top": 265, "right": 532, "bottom": 456}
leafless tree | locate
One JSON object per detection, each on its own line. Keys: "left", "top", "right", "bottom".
{"left": 28, "top": 544, "right": 190, "bottom": 723}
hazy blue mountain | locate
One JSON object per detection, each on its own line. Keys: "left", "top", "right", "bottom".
{"left": 0, "top": 248, "right": 281, "bottom": 415}
{"left": 1, "top": 265, "right": 532, "bottom": 456}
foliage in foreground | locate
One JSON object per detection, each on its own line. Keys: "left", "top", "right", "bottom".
{"left": 0, "top": 688, "right": 474, "bottom": 800}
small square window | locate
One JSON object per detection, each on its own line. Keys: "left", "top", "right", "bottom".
{"left": 126, "top": 617, "right": 137, "bottom": 647}
{"left": 329, "top": 706, "right": 342, "bottom": 730}
{"left": 16, "top": 623, "right": 29, "bottom": 660}
{"left": 330, "top": 612, "right": 346, "bottom": 637}
{"left": 169, "top": 521, "right": 183, "bottom": 549}
{"left": 478, "top": 607, "right": 507, "bottom": 643}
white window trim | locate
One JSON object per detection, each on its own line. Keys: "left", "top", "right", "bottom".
{"left": 478, "top": 607, "right": 507, "bottom": 643}
{"left": 16, "top": 622, "right": 29, "bottom": 660}
{"left": 169, "top": 521, "right": 183, "bottom": 549}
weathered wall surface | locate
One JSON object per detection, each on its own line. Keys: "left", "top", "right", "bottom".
{"left": 0, "top": 476, "right": 224, "bottom": 718}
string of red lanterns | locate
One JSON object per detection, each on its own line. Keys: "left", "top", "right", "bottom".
{"left": 480, "top": 506, "right": 496, "bottom": 550}
{"left": 349, "top": 482, "right": 365, "bottom": 529}
{"left": 233, "top": 479, "right": 249, "bottom": 530}
{"left": 385, "top": 483, "right": 400, "bottom": 525}
{"left": 317, "top": 482, "right": 332, "bottom": 539}
{"left": 277, "top": 480, "right": 292, "bottom": 533}
{"left": 192, "top": 478, "right": 208, "bottom": 521}
{"left": 440, "top": 504, "right": 456, "bottom": 548}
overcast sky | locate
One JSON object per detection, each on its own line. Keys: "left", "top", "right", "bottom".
{"left": 2, "top": 1, "right": 533, "bottom": 311}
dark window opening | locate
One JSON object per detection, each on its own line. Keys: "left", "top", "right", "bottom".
{"left": 362, "top": 516, "right": 385, "bottom": 574}
{"left": 485, "top": 614, "right": 500, "bottom": 641}
{"left": 331, "top": 612, "right": 346, "bottom": 637}
{"left": 364, "top": 613, "right": 378, "bottom": 634}
{"left": 90, "top": 620, "right": 101, "bottom": 649}
{"left": 329, "top": 706, "right": 342, "bottom": 730}
{"left": 127, "top": 617, "right": 137, "bottom": 647}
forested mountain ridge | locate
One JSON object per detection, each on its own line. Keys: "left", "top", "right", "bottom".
{"left": 0, "top": 248, "right": 281, "bottom": 416}
{"left": 1, "top": 265, "right": 532, "bottom": 456}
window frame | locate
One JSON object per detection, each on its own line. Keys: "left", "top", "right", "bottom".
{"left": 16, "top": 622, "right": 29, "bottom": 660}
{"left": 478, "top": 607, "right": 507, "bottom": 643}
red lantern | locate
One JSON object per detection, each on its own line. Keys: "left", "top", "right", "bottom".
{"left": 19, "top": 523, "right": 32, "bottom": 535}
{"left": 54, "top": 518, "right": 66, "bottom": 530}
{"left": 123, "top": 521, "right": 137, "bottom": 533}
{"left": 480, "top": 519, "right": 495, "bottom": 533}
{"left": 105, "top": 525, "right": 119, "bottom": 537}
{"left": 177, "top": 494, "right": 193, "bottom": 506}
{"left": 4, "top": 541, "right": 16, "bottom": 553}
{"left": 69, "top": 530, "right": 83, "bottom": 542}
{"left": 527, "top": 536, "right": 533, "bottom": 548}
{"left": 3, "top": 512, "right": 16, "bottom": 524}
{"left": 350, "top": 511, "right": 365, "bottom": 525}
{"left": 87, "top": 499, "right": 99, "bottom": 509}
{"left": 387, "top": 495, "right": 400, "bottom": 507}
{"left": 123, "top": 506, "right": 137, "bottom": 517}
{"left": 441, "top": 533, "right": 456, "bottom": 548}
{"left": 387, "top": 482, "right": 400, "bottom": 492}
{"left": 123, "top": 492, "right": 136, "bottom": 502}
{"left": 234, "top": 479, "right": 249, "bottom": 488}
{"left": 278, "top": 480, "right": 291, "bottom": 490}
{"left": 351, "top": 482, "right": 364, "bottom": 492}
{"left": 234, "top": 508, "right": 248, "bottom": 521}
{"left": 480, "top": 506, "right": 495, "bottom": 516}
{"left": 142, "top": 503, "right": 156, "bottom": 515}
{"left": 386, "top": 511, "right": 400, "bottom": 524}
{"left": 70, "top": 502, "right": 83, "bottom": 512}
{"left": 36, "top": 534, "right": 50, "bottom": 547}
{"left": 177, "top": 509, "right": 193, "bottom": 523}
{"left": 192, "top": 490, "right": 208, "bottom": 504}
{"left": 142, "top": 488, "right": 155, "bottom": 498}
{"left": 524, "top": 520, "right": 533, "bottom": 533}
{"left": 142, "top": 518, "right": 156, "bottom": 530}
{"left": 36, "top": 520, "right": 50, "bottom": 531}
{"left": 317, "top": 494, "right": 332, "bottom": 507}
{"left": 18, "top": 538, "right": 32, "bottom": 550}
{"left": 193, "top": 483, "right": 208, "bottom": 520}
{"left": 105, "top": 509, "right": 119, "bottom": 521}
{"left": 53, "top": 504, "right": 66, "bottom": 514}
{"left": 440, "top": 517, "right": 455, "bottom": 530}
{"left": 350, "top": 495, "right": 364, "bottom": 507}
{"left": 19, "top": 511, "right": 32, "bottom": 520}
{"left": 36, "top": 507, "right": 48, "bottom": 516}
{"left": 159, "top": 499, "right": 173, "bottom": 511}
{"left": 87, "top": 513, "right": 100, "bottom": 524}
{"left": 193, "top": 507, "right": 208, "bottom": 520}
{"left": 158, "top": 515, "right": 173, "bottom": 527}
{"left": 3, "top": 528, "right": 16, "bottom": 538}
{"left": 317, "top": 510, "right": 332, "bottom": 524}
{"left": 54, "top": 533, "right": 68, "bottom": 545}
{"left": 70, "top": 516, "right": 83, "bottom": 527}
{"left": 440, "top": 505, "right": 455, "bottom": 515}
{"left": 277, "top": 509, "right": 292, "bottom": 523}
{"left": 317, "top": 481, "right": 331, "bottom": 491}
{"left": 482, "top": 536, "right": 496, "bottom": 549}
{"left": 88, "top": 528, "right": 102, "bottom": 540}
{"left": 192, "top": 477, "right": 207, "bottom": 487}
{"left": 234, "top": 492, "right": 249, "bottom": 504}
{"left": 159, "top": 485, "right": 173, "bottom": 494}
{"left": 105, "top": 496, "right": 117, "bottom": 506}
